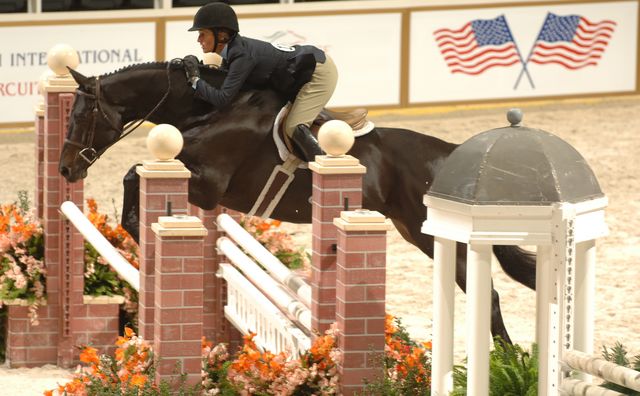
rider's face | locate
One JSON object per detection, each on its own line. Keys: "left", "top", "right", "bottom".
{"left": 197, "top": 29, "right": 216, "bottom": 53}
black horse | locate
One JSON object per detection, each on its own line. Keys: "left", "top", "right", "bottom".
{"left": 59, "top": 61, "right": 536, "bottom": 343}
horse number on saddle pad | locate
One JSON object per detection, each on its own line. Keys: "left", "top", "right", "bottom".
{"left": 271, "top": 43, "right": 296, "bottom": 52}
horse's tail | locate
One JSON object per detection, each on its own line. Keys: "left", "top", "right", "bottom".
{"left": 492, "top": 245, "right": 536, "bottom": 291}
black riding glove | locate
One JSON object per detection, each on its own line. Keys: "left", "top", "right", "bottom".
{"left": 183, "top": 55, "right": 200, "bottom": 86}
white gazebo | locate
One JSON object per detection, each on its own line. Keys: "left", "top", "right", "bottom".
{"left": 422, "top": 109, "right": 608, "bottom": 395}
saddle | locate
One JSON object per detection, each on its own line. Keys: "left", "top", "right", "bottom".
{"left": 278, "top": 106, "right": 370, "bottom": 155}
{"left": 248, "top": 105, "right": 373, "bottom": 219}
{"left": 312, "top": 107, "right": 369, "bottom": 134}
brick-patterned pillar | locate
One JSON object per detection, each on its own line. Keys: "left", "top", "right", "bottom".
{"left": 308, "top": 155, "right": 365, "bottom": 333}
{"left": 152, "top": 215, "right": 207, "bottom": 389}
{"left": 334, "top": 210, "right": 391, "bottom": 395}
{"left": 42, "top": 73, "right": 83, "bottom": 368}
{"left": 35, "top": 99, "right": 45, "bottom": 220}
{"left": 77, "top": 296, "right": 125, "bottom": 357}
{"left": 6, "top": 303, "right": 58, "bottom": 367}
{"left": 136, "top": 160, "right": 190, "bottom": 340}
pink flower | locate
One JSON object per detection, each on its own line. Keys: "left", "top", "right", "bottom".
{"left": 0, "top": 234, "right": 11, "bottom": 252}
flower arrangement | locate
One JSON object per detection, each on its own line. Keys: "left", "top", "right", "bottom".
{"left": 46, "top": 326, "right": 340, "bottom": 395}
{"left": 0, "top": 195, "right": 139, "bottom": 328}
{"left": 45, "top": 327, "right": 159, "bottom": 396}
{"left": 83, "top": 199, "right": 139, "bottom": 323}
{"left": 364, "top": 315, "right": 433, "bottom": 395}
{"left": 45, "top": 314, "right": 436, "bottom": 395}
{"left": 206, "top": 330, "right": 340, "bottom": 395}
{"left": 0, "top": 192, "right": 46, "bottom": 324}
{"left": 241, "top": 216, "right": 309, "bottom": 270}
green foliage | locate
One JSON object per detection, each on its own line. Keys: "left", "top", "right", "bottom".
{"left": 600, "top": 342, "right": 640, "bottom": 395}
{"left": 451, "top": 338, "right": 538, "bottom": 396}
{"left": 273, "top": 250, "right": 308, "bottom": 270}
{"left": 83, "top": 243, "right": 126, "bottom": 297}
{"left": 17, "top": 191, "right": 30, "bottom": 213}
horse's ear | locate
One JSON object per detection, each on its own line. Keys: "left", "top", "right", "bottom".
{"left": 67, "top": 67, "right": 90, "bottom": 89}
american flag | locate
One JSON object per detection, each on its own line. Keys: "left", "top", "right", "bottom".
{"left": 528, "top": 12, "right": 616, "bottom": 70}
{"left": 433, "top": 15, "right": 522, "bottom": 75}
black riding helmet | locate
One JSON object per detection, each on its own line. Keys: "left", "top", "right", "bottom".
{"left": 188, "top": 2, "right": 239, "bottom": 33}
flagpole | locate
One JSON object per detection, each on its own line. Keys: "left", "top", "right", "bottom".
{"left": 514, "top": 13, "right": 550, "bottom": 90}
{"left": 513, "top": 46, "right": 535, "bottom": 90}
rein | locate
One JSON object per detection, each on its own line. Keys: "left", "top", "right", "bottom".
{"left": 65, "top": 61, "right": 173, "bottom": 165}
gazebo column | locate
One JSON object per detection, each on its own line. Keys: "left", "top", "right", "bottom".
{"left": 466, "top": 243, "right": 492, "bottom": 396}
{"left": 574, "top": 239, "right": 596, "bottom": 354}
{"left": 573, "top": 239, "right": 596, "bottom": 382}
{"left": 535, "top": 245, "right": 557, "bottom": 396}
{"left": 431, "top": 237, "right": 456, "bottom": 396}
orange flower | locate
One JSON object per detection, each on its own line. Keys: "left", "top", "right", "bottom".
{"left": 257, "top": 222, "right": 271, "bottom": 232}
{"left": 124, "top": 327, "right": 135, "bottom": 338}
{"left": 130, "top": 373, "right": 147, "bottom": 387}
{"left": 79, "top": 347, "right": 99, "bottom": 365}
{"left": 43, "top": 391, "right": 53, "bottom": 396}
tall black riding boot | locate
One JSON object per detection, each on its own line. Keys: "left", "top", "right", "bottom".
{"left": 291, "top": 124, "right": 325, "bottom": 162}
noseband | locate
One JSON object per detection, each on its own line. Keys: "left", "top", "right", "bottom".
{"left": 65, "top": 62, "right": 173, "bottom": 165}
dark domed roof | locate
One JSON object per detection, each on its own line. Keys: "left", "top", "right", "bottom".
{"left": 428, "top": 109, "right": 603, "bottom": 205}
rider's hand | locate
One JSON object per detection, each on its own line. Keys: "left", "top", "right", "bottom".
{"left": 183, "top": 55, "right": 200, "bottom": 86}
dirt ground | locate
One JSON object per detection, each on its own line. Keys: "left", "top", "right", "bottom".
{"left": 0, "top": 95, "right": 638, "bottom": 394}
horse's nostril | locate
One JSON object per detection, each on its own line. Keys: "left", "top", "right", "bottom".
{"left": 60, "top": 166, "right": 70, "bottom": 177}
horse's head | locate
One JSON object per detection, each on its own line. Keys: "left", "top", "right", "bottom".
{"left": 59, "top": 68, "right": 125, "bottom": 182}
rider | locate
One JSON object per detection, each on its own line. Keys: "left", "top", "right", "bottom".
{"left": 183, "top": 2, "right": 338, "bottom": 162}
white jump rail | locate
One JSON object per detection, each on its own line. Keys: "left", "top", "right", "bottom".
{"left": 219, "top": 263, "right": 311, "bottom": 357}
{"left": 216, "top": 213, "right": 311, "bottom": 307}
{"left": 560, "top": 378, "right": 626, "bottom": 396}
{"left": 217, "top": 236, "right": 311, "bottom": 331}
{"left": 560, "top": 350, "right": 640, "bottom": 395}
{"left": 60, "top": 201, "right": 140, "bottom": 291}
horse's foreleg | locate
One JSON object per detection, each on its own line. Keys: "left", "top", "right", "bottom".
{"left": 122, "top": 164, "right": 141, "bottom": 244}
{"left": 455, "top": 243, "right": 513, "bottom": 344}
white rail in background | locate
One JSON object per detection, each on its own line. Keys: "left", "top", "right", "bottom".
{"left": 218, "top": 263, "right": 311, "bottom": 357}
{"left": 216, "top": 213, "right": 311, "bottom": 308}
{"left": 562, "top": 350, "right": 640, "bottom": 393}
{"left": 60, "top": 201, "right": 140, "bottom": 291}
{"left": 560, "top": 378, "right": 626, "bottom": 396}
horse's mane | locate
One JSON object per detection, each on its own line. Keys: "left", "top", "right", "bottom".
{"left": 100, "top": 61, "right": 226, "bottom": 81}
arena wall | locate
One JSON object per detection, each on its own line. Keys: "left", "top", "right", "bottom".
{"left": 1, "top": 0, "right": 638, "bottom": 128}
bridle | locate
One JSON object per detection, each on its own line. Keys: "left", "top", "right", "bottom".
{"left": 65, "top": 61, "right": 173, "bottom": 165}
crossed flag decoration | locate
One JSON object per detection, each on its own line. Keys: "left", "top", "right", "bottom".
{"left": 433, "top": 12, "right": 617, "bottom": 89}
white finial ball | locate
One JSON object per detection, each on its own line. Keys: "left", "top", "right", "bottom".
{"left": 318, "top": 120, "right": 354, "bottom": 157}
{"left": 38, "top": 69, "right": 54, "bottom": 95}
{"left": 47, "top": 43, "right": 80, "bottom": 76}
{"left": 147, "top": 124, "right": 184, "bottom": 161}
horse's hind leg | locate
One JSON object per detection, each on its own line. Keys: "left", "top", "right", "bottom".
{"left": 392, "top": 219, "right": 513, "bottom": 343}
{"left": 455, "top": 243, "right": 513, "bottom": 344}
{"left": 493, "top": 245, "right": 536, "bottom": 290}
